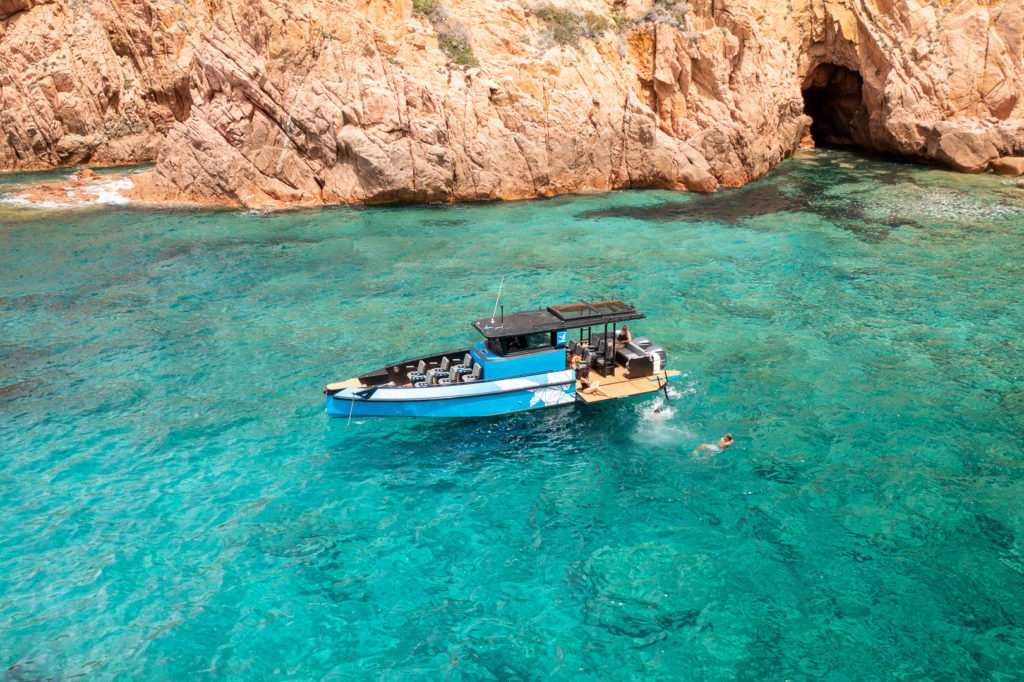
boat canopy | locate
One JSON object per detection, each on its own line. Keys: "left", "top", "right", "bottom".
{"left": 471, "top": 300, "right": 645, "bottom": 339}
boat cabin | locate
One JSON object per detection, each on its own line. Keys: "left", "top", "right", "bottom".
{"left": 470, "top": 300, "right": 645, "bottom": 380}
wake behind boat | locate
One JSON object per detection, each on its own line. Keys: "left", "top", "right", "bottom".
{"left": 323, "top": 300, "right": 681, "bottom": 419}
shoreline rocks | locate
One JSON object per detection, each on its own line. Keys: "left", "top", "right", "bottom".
{"left": 1, "top": 0, "right": 1022, "bottom": 209}
{"left": 992, "top": 157, "right": 1024, "bottom": 176}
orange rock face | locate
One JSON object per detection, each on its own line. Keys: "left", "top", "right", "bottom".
{"left": 800, "top": 0, "right": 1024, "bottom": 173}
{"left": 991, "top": 156, "right": 1024, "bottom": 176}
{"left": 2, "top": 0, "right": 1023, "bottom": 208}
{"left": 0, "top": 0, "right": 194, "bottom": 169}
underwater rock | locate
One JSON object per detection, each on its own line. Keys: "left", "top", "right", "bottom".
{"left": 577, "top": 543, "right": 711, "bottom": 640}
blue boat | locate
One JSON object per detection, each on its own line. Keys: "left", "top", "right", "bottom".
{"left": 323, "top": 300, "right": 681, "bottom": 419}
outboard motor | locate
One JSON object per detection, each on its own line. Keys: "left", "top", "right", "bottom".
{"left": 646, "top": 345, "right": 666, "bottom": 373}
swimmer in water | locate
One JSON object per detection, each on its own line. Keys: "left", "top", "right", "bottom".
{"left": 694, "top": 433, "right": 734, "bottom": 455}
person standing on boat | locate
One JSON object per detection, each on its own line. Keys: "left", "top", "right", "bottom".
{"left": 694, "top": 433, "right": 734, "bottom": 455}
{"left": 578, "top": 366, "right": 610, "bottom": 396}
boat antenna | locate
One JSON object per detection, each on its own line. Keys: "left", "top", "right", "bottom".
{"left": 490, "top": 275, "right": 505, "bottom": 324}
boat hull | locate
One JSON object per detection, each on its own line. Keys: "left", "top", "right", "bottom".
{"left": 326, "top": 370, "right": 577, "bottom": 419}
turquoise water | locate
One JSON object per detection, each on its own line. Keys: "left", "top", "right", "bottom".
{"left": 2, "top": 150, "right": 1023, "bottom": 679}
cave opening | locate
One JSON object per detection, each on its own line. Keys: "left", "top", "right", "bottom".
{"left": 802, "top": 63, "right": 869, "bottom": 148}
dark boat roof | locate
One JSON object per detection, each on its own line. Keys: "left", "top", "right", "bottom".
{"left": 471, "top": 300, "right": 645, "bottom": 338}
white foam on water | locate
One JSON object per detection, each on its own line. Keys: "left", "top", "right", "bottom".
{"left": 631, "top": 394, "right": 697, "bottom": 450}
{"left": 1, "top": 174, "right": 135, "bottom": 208}
{"left": 84, "top": 176, "right": 134, "bottom": 205}
{"left": 0, "top": 195, "right": 77, "bottom": 210}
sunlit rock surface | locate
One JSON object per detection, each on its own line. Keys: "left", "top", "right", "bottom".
{"left": 1, "top": 0, "right": 1022, "bottom": 208}
{"left": 0, "top": 0, "right": 193, "bottom": 169}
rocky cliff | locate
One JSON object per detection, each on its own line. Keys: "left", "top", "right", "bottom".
{"left": 1, "top": 0, "right": 1022, "bottom": 208}
{"left": 797, "top": 0, "right": 1024, "bottom": 173}
{"left": 0, "top": 0, "right": 193, "bottom": 168}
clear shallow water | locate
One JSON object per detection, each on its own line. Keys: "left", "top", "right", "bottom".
{"left": 2, "top": 150, "right": 1023, "bottom": 679}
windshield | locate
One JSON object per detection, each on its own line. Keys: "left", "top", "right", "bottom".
{"left": 488, "top": 332, "right": 554, "bottom": 356}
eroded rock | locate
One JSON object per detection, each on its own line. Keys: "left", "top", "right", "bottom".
{"left": 1, "top": 0, "right": 1022, "bottom": 208}
{"left": 0, "top": 0, "right": 193, "bottom": 170}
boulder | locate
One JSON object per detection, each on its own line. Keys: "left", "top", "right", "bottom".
{"left": 933, "top": 126, "right": 999, "bottom": 173}
{"left": 991, "top": 157, "right": 1024, "bottom": 176}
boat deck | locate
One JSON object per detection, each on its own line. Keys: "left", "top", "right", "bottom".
{"left": 575, "top": 366, "right": 680, "bottom": 404}
{"left": 324, "top": 377, "right": 363, "bottom": 392}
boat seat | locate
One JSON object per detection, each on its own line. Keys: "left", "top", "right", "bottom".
{"left": 591, "top": 354, "right": 616, "bottom": 376}
{"left": 414, "top": 381, "right": 429, "bottom": 388}
{"left": 591, "top": 338, "right": 615, "bottom": 374}
{"left": 455, "top": 355, "right": 475, "bottom": 376}
{"left": 408, "top": 360, "right": 427, "bottom": 383}
{"left": 461, "top": 364, "right": 483, "bottom": 383}
{"left": 615, "top": 341, "right": 647, "bottom": 364}
{"left": 453, "top": 353, "right": 474, "bottom": 376}
{"left": 428, "top": 357, "right": 451, "bottom": 381}
{"left": 616, "top": 343, "right": 654, "bottom": 378}
{"left": 590, "top": 331, "right": 615, "bottom": 349}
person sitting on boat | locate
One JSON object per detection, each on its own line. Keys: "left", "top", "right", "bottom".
{"left": 694, "top": 433, "right": 734, "bottom": 455}
{"left": 616, "top": 324, "right": 632, "bottom": 347}
{"left": 578, "top": 366, "right": 610, "bottom": 396}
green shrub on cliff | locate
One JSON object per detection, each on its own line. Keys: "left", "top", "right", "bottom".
{"left": 413, "top": 0, "right": 479, "bottom": 68}
{"left": 532, "top": 3, "right": 610, "bottom": 46}
{"left": 412, "top": 0, "right": 445, "bottom": 22}
{"left": 640, "top": 0, "right": 689, "bottom": 29}
{"left": 582, "top": 11, "right": 611, "bottom": 37}
{"left": 439, "top": 28, "right": 480, "bottom": 67}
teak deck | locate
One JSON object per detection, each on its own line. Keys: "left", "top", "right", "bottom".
{"left": 575, "top": 367, "right": 680, "bottom": 404}
{"left": 324, "top": 377, "right": 362, "bottom": 392}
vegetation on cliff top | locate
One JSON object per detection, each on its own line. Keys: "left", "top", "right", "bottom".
{"left": 642, "top": 0, "right": 689, "bottom": 29}
{"left": 413, "top": 0, "right": 479, "bottom": 67}
{"left": 531, "top": 3, "right": 610, "bottom": 46}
